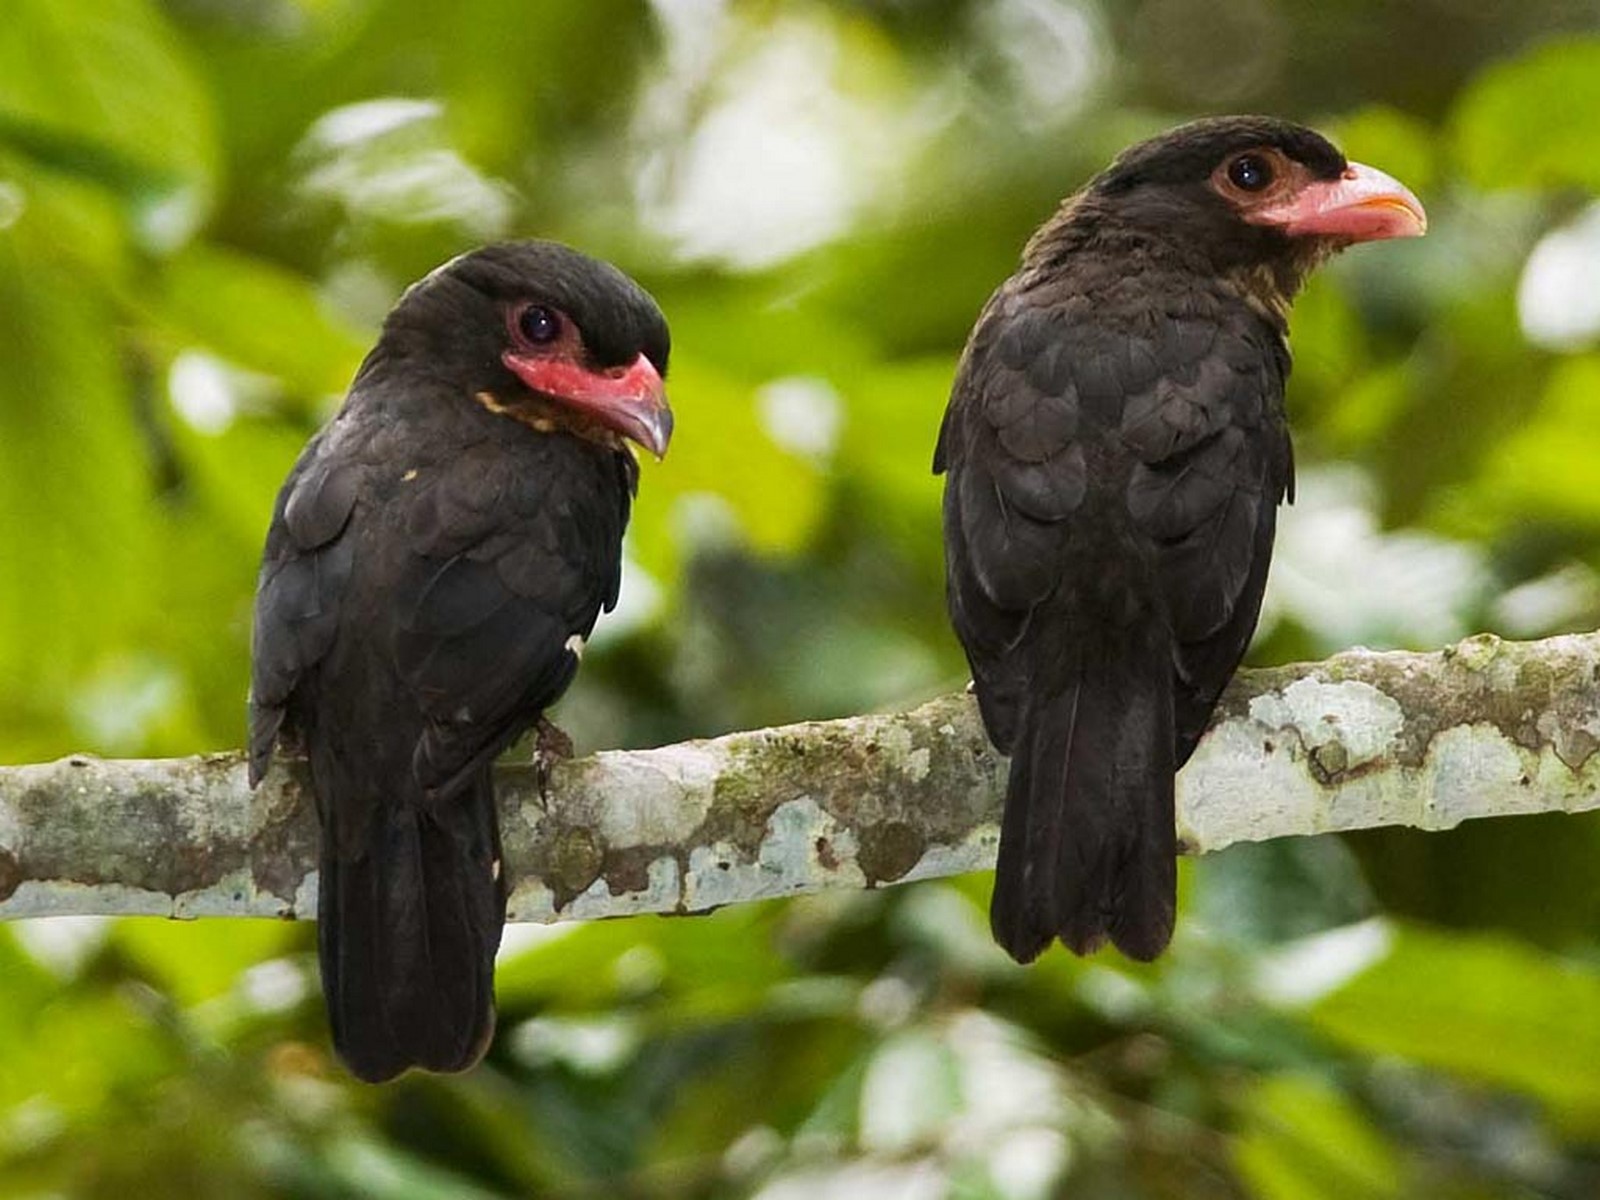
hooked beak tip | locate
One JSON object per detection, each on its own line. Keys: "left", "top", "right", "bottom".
{"left": 638, "top": 405, "right": 673, "bottom": 460}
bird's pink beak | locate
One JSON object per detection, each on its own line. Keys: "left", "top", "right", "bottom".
{"left": 502, "top": 351, "right": 673, "bottom": 459}
{"left": 1247, "top": 161, "right": 1427, "bottom": 242}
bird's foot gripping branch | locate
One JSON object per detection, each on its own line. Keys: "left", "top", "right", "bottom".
{"left": 0, "top": 631, "right": 1596, "bottom": 925}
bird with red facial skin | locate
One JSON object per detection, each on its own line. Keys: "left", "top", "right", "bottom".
{"left": 935, "top": 117, "right": 1425, "bottom": 962}
{"left": 249, "top": 242, "right": 672, "bottom": 1082}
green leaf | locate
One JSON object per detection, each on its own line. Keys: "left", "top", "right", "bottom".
{"left": 629, "top": 353, "right": 828, "bottom": 574}
{"left": 0, "top": 0, "right": 217, "bottom": 243}
{"left": 836, "top": 356, "right": 953, "bottom": 570}
{"left": 111, "top": 917, "right": 299, "bottom": 1008}
{"left": 1452, "top": 37, "right": 1600, "bottom": 194}
{"left": 1330, "top": 106, "right": 1438, "bottom": 198}
{"left": 437, "top": 0, "right": 657, "bottom": 179}
{"left": 1232, "top": 1074, "right": 1403, "bottom": 1200}
{"left": 1476, "top": 355, "right": 1600, "bottom": 528}
{"left": 0, "top": 113, "right": 173, "bottom": 207}
{"left": 154, "top": 245, "right": 367, "bottom": 397}
{"left": 496, "top": 903, "right": 792, "bottom": 1021}
{"left": 1306, "top": 923, "right": 1600, "bottom": 1130}
{"left": 0, "top": 988, "right": 179, "bottom": 1117}
{"left": 0, "top": 216, "right": 156, "bottom": 760}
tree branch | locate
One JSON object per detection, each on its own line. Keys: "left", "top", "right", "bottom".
{"left": 1, "top": 632, "right": 1596, "bottom": 922}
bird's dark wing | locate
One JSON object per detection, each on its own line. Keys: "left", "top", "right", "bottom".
{"left": 939, "top": 286, "right": 1291, "bottom": 961}
{"left": 248, "top": 438, "right": 361, "bottom": 785}
{"left": 1117, "top": 310, "right": 1292, "bottom": 761}
{"left": 937, "top": 291, "right": 1291, "bottom": 754}
{"left": 936, "top": 296, "right": 1097, "bottom": 750}
{"left": 394, "top": 437, "right": 635, "bottom": 798}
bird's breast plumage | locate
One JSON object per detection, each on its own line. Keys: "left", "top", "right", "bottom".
{"left": 250, "top": 380, "right": 636, "bottom": 802}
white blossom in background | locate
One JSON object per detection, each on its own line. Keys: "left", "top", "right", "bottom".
{"left": 1517, "top": 202, "right": 1600, "bottom": 351}
{"left": 987, "top": 1128, "right": 1074, "bottom": 1200}
{"left": 634, "top": 0, "right": 1106, "bottom": 268}
{"left": 168, "top": 350, "right": 240, "bottom": 434}
{"left": 12, "top": 916, "right": 111, "bottom": 977}
{"left": 69, "top": 655, "right": 186, "bottom": 754}
{"left": 636, "top": 3, "right": 926, "bottom": 268}
{"left": 511, "top": 1014, "right": 641, "bottom": 1074}
{"left": 238, "top": 958, "right": 310, "bottom": 1014}
{"left": 757, "top": 376, "right": 843, "bottom": 462}
{"left": 861, "top": 1029, "right": 959, "bottom": 1154}
{"left": 494, "top": 921, "right": 576, "bottom": 965}
{"left": 759, "top": 1008, "right": 1084, "bottom": 1199}
{"left": 723, "top": 1126, "right": 785, "bottom": 1180}
{"left": 751, "top": 1161, "right": 946, "bottom": 1200}
{"left": 170, "top": 349, "right": 314, "bottom": 434}
{"left": 590, "top": 552, "right": 665, "bottom": 648}
{"left": 672, "top": 490, "right": 745, "bottom": 551}
{"left": 1254, "top": 919, "right": 1394, "bottom": 1007}
{"left": 296, "top": 98, "right": 514, "bottom": 239}
{"left": 944, "top": 1011, "right": 1071, "bottom": 1143}
{"left": 1492, "top": 562, "right": 1600, "bottom": 637}
{"left": 0, "top": 180, "right": 25, "bottom": 230}
{"left": 1263, "top": 465, "right": 1488, "bottom": 652}
{"left": 972, "top": 0, "right": 1106, "bottom": 124}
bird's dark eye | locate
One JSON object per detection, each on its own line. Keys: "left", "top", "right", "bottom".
{"left": 1227, "top": 154, "right": 1273, "bottom": 192}
{"left": 518, "top": 305, "right": 561, "bottom": 345}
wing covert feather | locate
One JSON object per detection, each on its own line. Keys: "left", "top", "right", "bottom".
{"left": 394, "top": 442, "right": 631, "bottom": 793}
{"left": 248, "top": 440, "right": 361, "bottom": 783}
{"left": 939, "top": 287, "right": 1291, "bottom": 751}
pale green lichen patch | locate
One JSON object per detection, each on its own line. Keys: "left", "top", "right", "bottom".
{"left": 1448, "top": 632, "right": 1504, "bottom": 672}
{"left": 1420, "top": 724, "right": 1542, "bottom": 827}
{"left": 174, "top": 867, "right": 296, "bottom": 919}
{"left": 505, "top": 880, "right": 557, "bottom": 923}
{"left": 1219, "top": 633, "right": 1600, "bottom": 780}
{"left": 567, "top": 855, "right": 682, "bottom": 921}
{"left": 4, "top": 878, "right": 176, "bottom": 919}
{"left": 1247, "top": 678, "right": 1404, "bottom": 779}
{"left": 899, "top": 826, "right": 997, "bottom": 884}
{"left": 684, "top": 796, "right": 864, "bottom": 910}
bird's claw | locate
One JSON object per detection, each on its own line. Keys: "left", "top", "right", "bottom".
{"left": 532, "top": 716, "right": 575, "bottom": 806}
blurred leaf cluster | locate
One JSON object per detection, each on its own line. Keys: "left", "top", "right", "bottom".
{"left": 2, "top": 1, "right": 1600, "bottom": 1196}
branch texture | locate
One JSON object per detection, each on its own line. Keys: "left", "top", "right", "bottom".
{"left": 1, "top": 632, "right": 1596, "bottom": 921}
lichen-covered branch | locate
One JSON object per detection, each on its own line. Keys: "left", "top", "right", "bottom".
{"left": 1, "top": 632, "right": 1596, "bottom": 922}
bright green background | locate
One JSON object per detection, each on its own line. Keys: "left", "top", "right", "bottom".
{"left": 3, "top": 1, "right": 1600, "bottom": 1196}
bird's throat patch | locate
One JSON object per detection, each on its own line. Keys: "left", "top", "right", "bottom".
{"left": 473, "top": 389, "right": 625, "bottom": 450}
{"left": 475, "top": 390, "right": 556, "bottom": 433}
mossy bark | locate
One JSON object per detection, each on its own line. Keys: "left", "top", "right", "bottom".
{"left": 0, "top": 631, "right": 1595, "bottom": 921}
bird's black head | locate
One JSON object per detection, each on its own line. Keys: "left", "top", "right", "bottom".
{"left": 1047, "top": 116, "right": 1425, "bottom": 305}
{"left": 371, "top": 241, "right": 673, "bottom": 457}
{"left": 1094, "top": 116, "right": 1348, "bottom": 199}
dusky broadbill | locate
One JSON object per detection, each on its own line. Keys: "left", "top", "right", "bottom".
{"left": 934, "top": 116, "right": 1425, "bottom": 961}
{"left": 249, "top": 242, "right": 672, "bottom": 1081}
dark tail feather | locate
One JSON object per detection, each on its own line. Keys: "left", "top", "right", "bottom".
{"left": 318, "top": 769, "right": 506, "bottom": 1083}
{"left": 989, "top": 643, "right": 1176, "bottom": 963}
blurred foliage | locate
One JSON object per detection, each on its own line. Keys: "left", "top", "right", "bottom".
{"left": 2, "top": 0, "right": 1600, "bottom": 1196}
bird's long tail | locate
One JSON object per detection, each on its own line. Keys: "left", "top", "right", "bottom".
{"left": 989, "top": 637, "right": 1176, "bottom": 963}
{"left": 317, "top": 768, "right": 505, "bottom": 1083}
